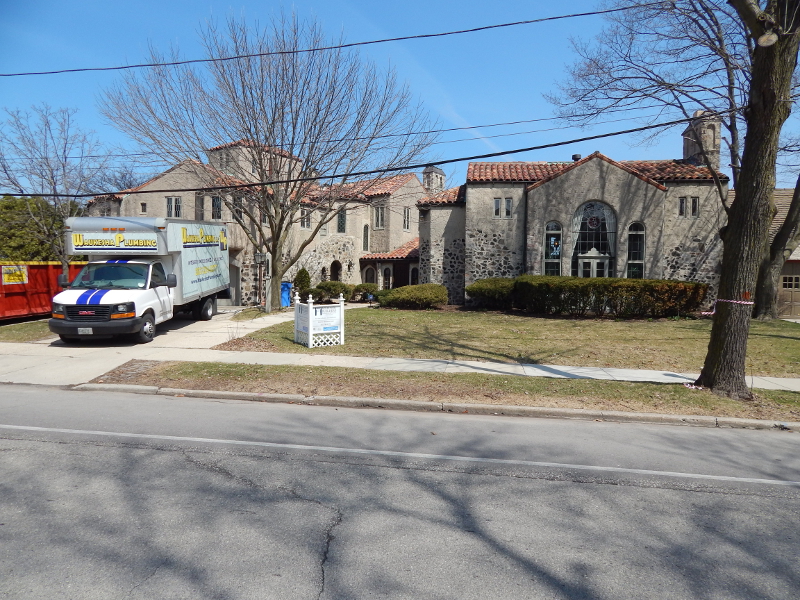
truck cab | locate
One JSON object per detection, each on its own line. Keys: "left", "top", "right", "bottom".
{"left": 50, "top": 259, "right": 177, "bottom": 343}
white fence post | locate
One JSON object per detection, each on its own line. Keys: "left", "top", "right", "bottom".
{"left": 306, "top": 294, "right": 315, "bottom": 348}
{"left": 338, "top": 293, "right": 345, "bottom": 345}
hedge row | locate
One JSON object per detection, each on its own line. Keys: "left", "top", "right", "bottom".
{"left": 466, "top": 275, "right": 707, "bottom": 318}
{"left": 377, "top": 283, "right": 449, "bottom": 310}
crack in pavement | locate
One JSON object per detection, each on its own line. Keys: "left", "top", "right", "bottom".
{"left": 126, "top": 564, "right": 161, "bottom": 598}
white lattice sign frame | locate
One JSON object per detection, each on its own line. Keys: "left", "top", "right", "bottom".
{"left": 293, "top": 292, "right": 345, "bottom": 348}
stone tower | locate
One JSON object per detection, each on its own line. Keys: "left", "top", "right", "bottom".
{"left": 682, "top": 110, "right": 722, "bottom": 171}
{"left": 422, "top": 165, "right": 445, "bottom": 194}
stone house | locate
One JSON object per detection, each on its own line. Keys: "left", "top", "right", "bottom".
{"left": 418, "top": 121, "right": 729, "bottom": 304}
{"left": 87, "top": 142, "right": 433, "bottom": 304}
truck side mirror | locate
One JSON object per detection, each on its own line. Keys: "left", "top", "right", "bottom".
{"left": 166, "top": 274, "right": 177, "bottom": 288}
{"left": 57, "top": 274, "right": 69, "bottom": 288}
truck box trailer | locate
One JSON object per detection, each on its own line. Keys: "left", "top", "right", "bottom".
{"left": 49, "top": 217, "right": 230, "bottom": 343}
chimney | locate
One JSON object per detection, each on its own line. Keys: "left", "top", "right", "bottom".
{"left": 682, "top": 110, "right": 721, "bottom": 171}
{"left": 571, "top": 154, "right": 582, "bottom": 162}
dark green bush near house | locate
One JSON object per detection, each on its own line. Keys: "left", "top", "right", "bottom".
{"left": 352, "top": 283, "right": 379, "bottom": 301}
{"left": 317, "top": 280, "right": 353, "bottom": 300}
{"left": 304, "top": 287, "right": 330, "bottom": 302}
{"left": 512, "top": 275, "right": 707, "bottom": 318}
{"left": 465, "top": 277, "right": 515, "bottom": 309}
{"left": 378, "top": 284, "right": 449, "bottom": 309}
{"left": 293, "top": 268, "right": 311, "bottom": 292}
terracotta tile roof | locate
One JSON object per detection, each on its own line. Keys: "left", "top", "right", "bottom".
{"left": 467, "top": 153, "right": 728, "bottom": 185}
{"left": 361, "top": 237, "right": 419, "bottom": 261}
{"left": 417, "top": 184, "right": 466, "bottom": 207}
{"left": 207, "top": 139, "right": 301, "bottom": 161}
{"left": 526, "top": 152, "right": 668, "bottom": 192}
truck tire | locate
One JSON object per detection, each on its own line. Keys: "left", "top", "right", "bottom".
{"left": 135, "top": 314, "right": 156, "bottom": 343}
{"left": 196, "top": 297, "right": 214, "bottom": 321}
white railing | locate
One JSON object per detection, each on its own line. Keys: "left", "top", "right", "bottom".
{"left": 293, "top": 292, "right": 345, "bottom": 348}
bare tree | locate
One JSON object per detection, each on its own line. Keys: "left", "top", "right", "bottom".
{"left": 0, "top": 105, "right": 112, "bottom": 274}
{"left": 100, "top": 14, "right": 437, "bottom": 308}
{"left": 549, "top": 0, "right": 800, "bottom": 319}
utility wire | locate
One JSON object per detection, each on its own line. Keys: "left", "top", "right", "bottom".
{"left": 0, "top": 114, "right": 709, "bottom": 199}
{"left": 0, "top": 102, "right": 708, "bottom": 163}
{"left": 0, "top": 2, "right": 668, "bottom": 77}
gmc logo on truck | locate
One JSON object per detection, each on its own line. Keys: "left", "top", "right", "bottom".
{"left": 78, "top": 310, "right": 95, "bottom": 315}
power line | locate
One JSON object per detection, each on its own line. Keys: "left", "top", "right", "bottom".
{"left": 0, "top": 115, "right": 706, "bottom": 199}
{"left": 0, "top": 102, "right": 707, "bottom": 163}
{"left": 0, "top": 2, "right": 668, "bottom": 78}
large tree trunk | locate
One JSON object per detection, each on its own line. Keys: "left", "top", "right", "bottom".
{"left": 695, "top": 23, "right": 800, "bottom": 399}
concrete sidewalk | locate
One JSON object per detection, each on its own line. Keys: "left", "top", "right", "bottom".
{"left": 1, "top": 306, "right": 799, "bottom": 392}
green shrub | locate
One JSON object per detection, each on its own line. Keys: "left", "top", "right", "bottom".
{"left": 352, "top": 283, "right": 379, "bottom": 302}
{"left": 317, "top": 280, "right": 353, "bottom": 300}
{"left": 378, "top": 284, "right": 448, "bottom": 310}
{"left": 293, "top": 268, "right": 311, "bottom": 291}
{"left": 303, "top": 287, "right": 329, "bottom": 303}
{"left": 512, "top": 275, "right": 707, "bottom": 317}
{"left": 465, "top": 277, "right": 515, "bottom": 309}
{"left": 373, "top": 289, "right": 394, "bottom": 303}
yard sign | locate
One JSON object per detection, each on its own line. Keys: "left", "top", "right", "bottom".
{"left": 293, "top": 292, "right": 345, "bottom": 348}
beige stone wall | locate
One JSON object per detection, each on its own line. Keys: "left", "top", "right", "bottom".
{"left": 526, "top": 159, "right": 666, "bottom": 279}
{"left": 419, "top": 204, "right": 466, "bottom": 303}
{"left": 463, "top": 182, "right": 527, "bottom": 287}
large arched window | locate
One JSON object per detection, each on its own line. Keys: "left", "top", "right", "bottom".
{"left": 627, "top": 223, "right": 645, "bottom": 279}
{"left": 571, "top": 202, "right": 617, "bottom": 278}
{"left": 543, "top": 221, "right": 562, "bottom": 276}
{"left": 363, "top": 225, "right": 369, "bottom": 251}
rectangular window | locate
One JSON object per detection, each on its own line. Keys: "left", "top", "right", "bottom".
{"left": 140, "top": 202, "right": 147, "bottom": 214}
{"left": 627, "top": 263, "right": 644, "bottom": 279}
{"left": 194, "top": 196, "right": 204, "bottom": 221}
{"left": 374, "top": 205, "right": 385, "bottom": 229}
{"left": 494, "top": 198, "right": 512, "bottom": 219}
{"left": 166, "top": 197, "right": 174, "bottom": 217}
{"left": 261, "top": 209, "right": 268, "bottom": 225}
{"left": 691, "top": 197, "right": 699, "bottom": 217}
{"left": 783, "top": 276, "right": 800, "bottom": 289}
{"left": 403, "top": 207, "right": 411, "bottom": 230}
{"left": 321, "top": 221, "right": 328, "bottom": 236}
{"left": 212, "top": 196, "right": 222, "bottom": 220}
{"left": 300, "top": 208, "right": 311, "bottom": 229}
{"left": 233, "top": 198, "right": 242, "bottom": 220}
{"left": 544, "top": 262, "right": 561, "bottom": 276}
{"left": 679, "top": 197, "right": 686, "bottom": 217}
{"left": 337, "top": 210, "right": 346, "bottom": 233}
{"left": 174, "top": 197, "right": 182, "bottom": 218}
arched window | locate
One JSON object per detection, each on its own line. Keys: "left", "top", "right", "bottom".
{"left": 364, "top": 267, "right": 376, "bottom": 284}
{"left": 330, "top": 261, "right": 342, "bottom": 282}
{"left": 410, "top": 267, "right": 419, "bottom": 285}
{"left": 543, "top": 221, "right": 562, "bottom": 276}
{"left": 363, "top": 225, "right": 369, "bottom": 251}
{"left": 627, "top": 222, "right": 645, "bottom": 279}
{"left": 383, "top": 268, "right": 392, "bottom": 290}
{"left": 571, "top": 202, "right": 617, "bottom": 278}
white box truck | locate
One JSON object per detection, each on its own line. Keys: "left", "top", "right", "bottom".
{"left": 49, "top": 217, "right": 230, "bottom": 343}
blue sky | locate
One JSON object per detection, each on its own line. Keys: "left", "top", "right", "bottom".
{"left": 0, "top": 1, "right": 756, "bottom": 189}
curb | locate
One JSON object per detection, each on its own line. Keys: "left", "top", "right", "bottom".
{"left": 71, "top": 383, "right": 800, "bottom": 432}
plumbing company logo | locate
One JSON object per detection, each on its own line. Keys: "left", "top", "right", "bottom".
{"left": 181, "top": 227, "right": 228, "bottom": 250}
{"left": 71, "top": 233, "right": 157, "bottom": 250}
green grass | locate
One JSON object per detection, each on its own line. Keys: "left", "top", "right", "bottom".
{"left": 0, "top": 318, "right": 53, "bottom": 342}
{"left": 225, "top": 307, "right": 800, "bottom": 378}
{"left": 102, "top": 360, "right": 800, "bottom": 422}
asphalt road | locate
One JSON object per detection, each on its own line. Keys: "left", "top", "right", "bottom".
{"left": 1, "top": 383, "right": 798, "bottom": 599}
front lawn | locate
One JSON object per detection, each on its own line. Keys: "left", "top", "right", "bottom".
{"left": 0, "top": 318, "right": 54, "bottom": 342}
{"left": 216, "top": 307, "right": 800, "bottom": 378}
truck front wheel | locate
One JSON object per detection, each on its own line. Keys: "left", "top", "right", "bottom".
{"left": 135, "top": 314, "right": 156, "bottom": 343}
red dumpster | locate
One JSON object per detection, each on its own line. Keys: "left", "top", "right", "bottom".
{"left": 0, "top": 262, "right": 87, "bottom": 320}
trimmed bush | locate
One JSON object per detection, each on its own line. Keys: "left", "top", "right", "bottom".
{"left": 303, "top": 287, "right": 329, "bottom": 303}
{"left": 317, "top": 280, "right": 353, "bottom": 300}
{"left": 352, "top": 283, "right": 379, "bottom": 302}
{"left": 465, "top": 277, "right": 515, "bottom": 309}
{"left": 512, "top": 275, "right": 707, "bottom": 318}
{"left": 377, "top": 284, "right": 448, "bottom": 310}
{"left": 293, "top": 268, "right": 311, "bottom": 291}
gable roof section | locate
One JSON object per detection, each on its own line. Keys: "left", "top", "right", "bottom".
{"left": 467, "top": 152, "right": 728, "bottom": 188}
{"left": 526, "top": 152, "right": 667, "bottom": 192}
{"left": 417, "top": 184, "right": 466, "bottom": 208}
{"left": 361, "top": 237, "right": 419, "bottom": 261}
{"left": 728, "top": 188, "right": 796, "bottom": 243}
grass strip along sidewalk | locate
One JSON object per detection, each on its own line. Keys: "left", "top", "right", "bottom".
{"left": 94, "top": 308, "right": 800, "bottom": 422}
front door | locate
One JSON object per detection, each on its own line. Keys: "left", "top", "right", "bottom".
{"left": 577, "top": 248, "right": 611, "bottom": 278}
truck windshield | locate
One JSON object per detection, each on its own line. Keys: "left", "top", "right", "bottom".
{"left": 70, "top": 263, "right": 149, "bottom": 290}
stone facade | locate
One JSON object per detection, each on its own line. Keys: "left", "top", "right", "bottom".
{"left": 419, "top": 142, "right": 728, "bottom": 305}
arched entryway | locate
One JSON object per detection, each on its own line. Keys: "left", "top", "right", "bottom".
{"left": 330, "top": 260, "right": 342, "bottom": 282}
{"left": 364, "top": 267, "right": 376, "bottom": 284}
